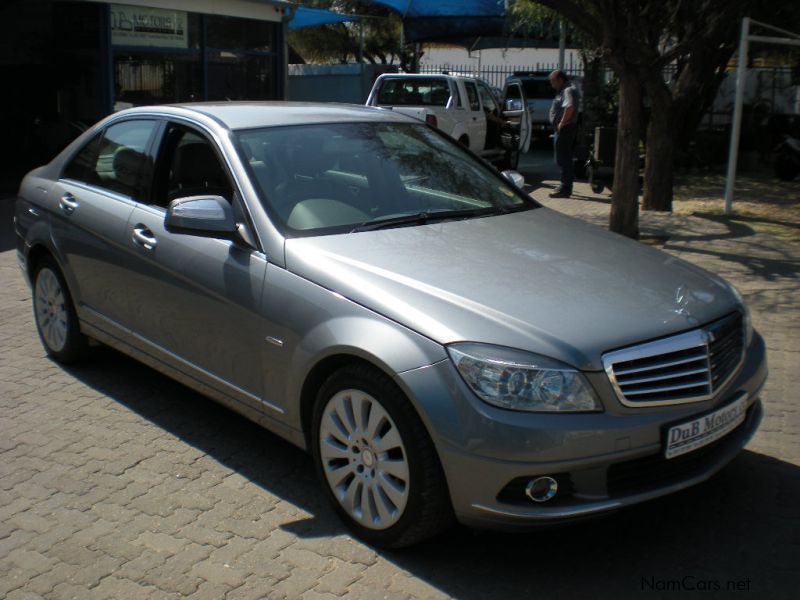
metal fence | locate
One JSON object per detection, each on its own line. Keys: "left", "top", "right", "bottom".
{"left": 418, "top": 63, "right": 585, "bottom": 89}
{"left": 418, "top": 63, "right": 796, "bottom": 123}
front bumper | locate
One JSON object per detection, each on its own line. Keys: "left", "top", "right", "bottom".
{"left": 396, "top": 332, "right": 767, "bottom": 530}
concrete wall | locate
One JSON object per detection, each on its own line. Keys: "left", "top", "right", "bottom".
{"left": 287, "top": 64, "right": 397, "bottom": 104}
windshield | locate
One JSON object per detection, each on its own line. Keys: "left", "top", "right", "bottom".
{"left": 520, "top": 79, "right": 554, "bottom": 100}
{"left": 235, "top": 122, "right": 536, "bottom": 237}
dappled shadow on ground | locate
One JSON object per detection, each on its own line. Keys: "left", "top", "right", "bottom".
{"left": 664, "top": 212, "right": 800, "bottom": 283}
{"left": 706, "top": 211, "right": 800, "bottom": 231}
{"left": 64, "top": 347, "right": 799, "bottom": 599}
{"left": 674, "top": 170, "right": 800, "bottom": 207}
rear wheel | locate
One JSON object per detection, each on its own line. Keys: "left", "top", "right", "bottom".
{"left": 311, "top": 364, "right": 452, "bottom": 548}
{"left": 32, "top": 257, "right": 89, "bottom": 363}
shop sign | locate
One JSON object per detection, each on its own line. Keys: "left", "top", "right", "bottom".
{"left": 111, "top": 4, "right": 188, "bottom": 48}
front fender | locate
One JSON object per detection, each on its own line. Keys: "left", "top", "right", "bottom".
{"left": 261, "top": 265, "right": 447, "bottom": 432}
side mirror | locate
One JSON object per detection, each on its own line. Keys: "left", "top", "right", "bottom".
{"left": 502, "top": 170, "right": 525, "bottom": 189}
{"left": 165, "top": 195, "right": 236, "bottom": 238}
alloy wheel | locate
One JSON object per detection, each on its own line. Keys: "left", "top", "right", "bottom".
{"left": 34, "top": 268, "right": 68, "bottom": 353}
{"left": 318, "top": 389, "right": 410, "bottom": 530}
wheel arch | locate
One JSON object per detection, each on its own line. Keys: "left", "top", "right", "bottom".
{"left": 26, "top": 242, "right": 56, "bottom": 281}
{"left": 299, "top": 352, "right": 390, "bottom": 449}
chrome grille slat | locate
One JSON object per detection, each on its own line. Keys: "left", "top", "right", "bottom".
{"left": 621, "top": 379, "right": 711, "bottom": 396}
{"left": 611, "top": 352, "right": 708, "bottom": 376}
{"left": 616, "top": 367, "right": 709, "bottom": 386}
{"left": 603, "top": 313, "right": 745, "bottom": 407}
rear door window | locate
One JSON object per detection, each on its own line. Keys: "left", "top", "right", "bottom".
{"left": 478, "top": 83, "right": 498, "bottom": 113}
{"left": 62, "top": 133, "right": 103, "bottom": 183}
{"left": 63, "top": 120, "right": 159, "bottom": 199}
{"left": 464, "top": 82, "right": 481, "bottom": 111}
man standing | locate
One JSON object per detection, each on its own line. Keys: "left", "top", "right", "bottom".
{"left": 548, "top": 70, "right": 580, "bottom": 198}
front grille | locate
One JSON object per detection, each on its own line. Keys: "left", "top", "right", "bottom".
{"left": 603, "top": 313, "right": 744, "bottom": 407}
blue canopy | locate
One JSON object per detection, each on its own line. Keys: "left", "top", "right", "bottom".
{"left": 363, "top": 0, "right": 505, "bottom": 41}
{"left": 367, "top": 1, "right": 504, "bottom": 18}
{"left": 289, "top": 6, "right": 359, "bottom": 30}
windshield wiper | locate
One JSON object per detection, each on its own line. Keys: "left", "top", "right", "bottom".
{"left": 350, "top": 208, "right": 505, "bottom": 233}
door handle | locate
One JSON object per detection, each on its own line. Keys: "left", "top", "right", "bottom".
{"left": 132, "top": 225, "right": 157, "bottom": 250}
{"left": 59, "top": 193, "right": 79, "bottom": 214}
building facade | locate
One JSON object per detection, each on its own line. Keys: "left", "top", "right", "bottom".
{"left": 1, "top": 0, "right": 289, "bottom": 188}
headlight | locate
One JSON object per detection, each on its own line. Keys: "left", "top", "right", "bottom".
{"left": 447, "top": 343, "right": 602, "bottom": 413}
{"left": 729, "top": 285, "right": 753, "bottom": 345}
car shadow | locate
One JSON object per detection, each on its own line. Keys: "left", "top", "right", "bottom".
{"left": 0, "top": 195, "right": 16, "bottom": 252}
{"left": 63, "top": 346, "right": 799, "bottom": 599}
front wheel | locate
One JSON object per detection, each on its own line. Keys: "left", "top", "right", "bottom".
{"left": 32, "top": 257, "right": 89, "bottom": 363}
{"left": 311, "top": 364, "right": 452, "bottom": 548}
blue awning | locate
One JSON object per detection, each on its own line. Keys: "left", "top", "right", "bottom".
{"left": 289, "top": 6, "right": 359, "bottom": 30}
{"left": 366, "top": 1, "right": 503, "bottom": 17}
{"left": 362, "top": 1, "right": 505, "bottom": 41}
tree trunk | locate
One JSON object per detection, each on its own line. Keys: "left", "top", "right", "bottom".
{"left": 609, "top": 72, "right": 642, "bottom": 239}
{"left": 580, "top": 50, "right": 605, "bottom": 134}
{"left": 642, "top": 83, "right": 674, "bottom": 211}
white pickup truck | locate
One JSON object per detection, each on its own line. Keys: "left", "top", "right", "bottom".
{"left": 366, "top": 73, "right": 532, "bottom": 169}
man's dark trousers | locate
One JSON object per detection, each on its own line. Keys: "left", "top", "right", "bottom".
{"left": 553, "top": 124, "right": 577, "bottom": 195}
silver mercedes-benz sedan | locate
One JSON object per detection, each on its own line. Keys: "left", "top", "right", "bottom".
{"left": 15, "top": 103, "right": 767, "bottom": 548}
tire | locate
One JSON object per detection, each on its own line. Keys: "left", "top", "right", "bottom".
{"left": 311, "top": 363, "right": 452, "bottom": 548}
{"left": 32, "top": 256, "right": 89, "bottom": 363}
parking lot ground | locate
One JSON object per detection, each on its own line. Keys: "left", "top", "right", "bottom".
{"left": 1, "top": 183, "right": 799, "bottom": 599}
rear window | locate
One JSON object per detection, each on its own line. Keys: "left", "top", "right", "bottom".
{"left": 376, "top": 78, "right": 451, "bottom": 106}
{"left": 520, "top": 79, "right": 554, "bottom": 99}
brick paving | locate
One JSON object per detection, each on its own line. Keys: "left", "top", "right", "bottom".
{"left": 1, "top": 182, "right": 799, "bottom": 599}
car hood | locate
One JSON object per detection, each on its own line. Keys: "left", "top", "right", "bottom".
{"left": 284, "top": 208, "right": 739, "bottom": 371}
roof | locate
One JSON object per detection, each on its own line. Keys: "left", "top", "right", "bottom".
{"left": 121, "top": 102, "right": 417, "bottom": 130}
{"left": 378, "top": 73, "right": 484, "bottom": 82}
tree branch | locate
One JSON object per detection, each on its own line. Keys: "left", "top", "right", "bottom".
{"left": 532, "top": 0, "right": 603, "bottom": 44}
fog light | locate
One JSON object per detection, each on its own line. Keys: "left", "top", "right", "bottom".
{"left": 525, "top": 476, "right": 558, "bottom": 503}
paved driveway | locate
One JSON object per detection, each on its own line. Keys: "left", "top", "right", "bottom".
{"left": 1, "top": 185, "right": 799, "bottom": 599}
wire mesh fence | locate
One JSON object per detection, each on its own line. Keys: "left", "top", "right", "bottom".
{"left": 418, "top": 63, "right": 586, "bottom": 89}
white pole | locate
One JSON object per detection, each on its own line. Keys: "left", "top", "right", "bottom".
{"left": 724, "top": 17, "right": 750, "bottom": 215}
{"left": 558, "top": 18, "right": 566, "bottom": 71}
